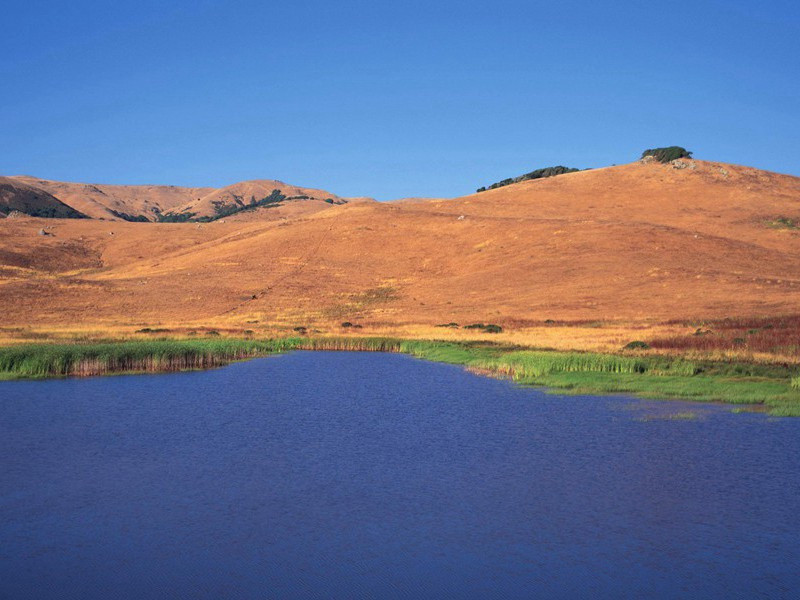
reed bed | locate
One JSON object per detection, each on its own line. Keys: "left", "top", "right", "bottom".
{"left": 470, "top": 350, "right": 697, "bottom": 379}
{"left": 0, "top": 339, "right": 303, "bottom": 378}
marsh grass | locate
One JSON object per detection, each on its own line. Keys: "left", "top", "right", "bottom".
{"left": 0, "top": 339, "right": 302, "bottom": 378}
{"left": 1, "top": 336, "right": 798, "bottom": 416}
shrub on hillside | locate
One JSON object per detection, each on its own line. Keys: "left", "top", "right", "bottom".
{"left": 624, "top": 341, "right": 651, "bottom": 350}
{"left": 109, "top": 209, "right": 150, "bottom": 222}
{"left": 463, "top": 323, "right": 503, "bottom": 333}
{"left": 476, "top": 165, "right": 580, "bottom": 193}
{"left": 640, "top": 146, "right": 692, "bottom": 163}
{"left": 157, "top": 211, "right": 197, "bottom": 223}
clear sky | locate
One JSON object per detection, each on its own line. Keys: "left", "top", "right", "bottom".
{"left": 2, "top": 0, "right": 798, "bottom": 200}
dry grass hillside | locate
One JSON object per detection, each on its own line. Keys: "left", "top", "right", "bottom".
{"left": 1, "top": 158, "right": 799, "bottom": 358}
{"left": 9, "top": 176, "right": 213, "bottom": 221}
{"left": 166, "top": 180, "right": 349, "bottom": 220}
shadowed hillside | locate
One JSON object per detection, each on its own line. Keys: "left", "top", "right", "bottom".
{"left": 0, "top": 177, "right": 87, "bottom": 219}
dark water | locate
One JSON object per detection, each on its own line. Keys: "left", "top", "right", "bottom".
{"left": 1, "top": 352, "right": 799, "bottom": 599}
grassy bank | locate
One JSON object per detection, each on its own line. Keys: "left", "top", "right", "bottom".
{"left": 0, "top": 339, "right": 299, "bottom": 379}
{"left": 0, "top": 337, "right": 798, "bottom": 416}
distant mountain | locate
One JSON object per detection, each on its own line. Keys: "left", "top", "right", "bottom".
{"left": 9, "top": 176, "right": 213, "bottom": 221}
{"left": 160, "top": 180, "right": 350, "bottom": 222}
{"left": 2, "top": 176, "right": 364, "bottom": 222}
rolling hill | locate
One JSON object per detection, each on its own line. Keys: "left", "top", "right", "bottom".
{"left": 1, "top": 157, "right": 799, "bottom": 354}
{"left": 3, "top": 176, "right": 360, "bottom": 222}
{"left": 8, "top": 176, "right": 212, "bottom": 221}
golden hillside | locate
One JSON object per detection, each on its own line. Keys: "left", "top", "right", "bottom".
{"left": 1, "top": 158, "right": 799, "bottom": 352}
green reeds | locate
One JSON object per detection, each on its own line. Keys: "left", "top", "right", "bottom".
{"left": 0, "top": 338, "right": 303, "bottom": 378}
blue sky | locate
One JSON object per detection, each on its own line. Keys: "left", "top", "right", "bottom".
{"left": 2, "top": 0, "right": 798, "bottom": 199}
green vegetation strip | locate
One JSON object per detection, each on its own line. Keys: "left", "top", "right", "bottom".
{"left": 0, "top": 338, "right": 798, "bottom": 416}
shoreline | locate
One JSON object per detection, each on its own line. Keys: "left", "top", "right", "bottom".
{"left": 1, "top": 337, "right": 799, "bottom": 416}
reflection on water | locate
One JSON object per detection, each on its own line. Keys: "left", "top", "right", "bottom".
{"left": 1, "top": 351, "right": 799, "bottom": 599}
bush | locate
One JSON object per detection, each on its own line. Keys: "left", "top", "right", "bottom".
{"left": 463, "top": 323, "right": 502, "bottom": 333}
{"left": 477, "top": 165, "right": 580, "bottom": 193}
{"left": 624, "top": 341, "right": 651, "bottom": 350}
{"left": 157, "top": 211, "right": 197, "bottom": 223}
{"left": 766, "top": 217, "right": 799, "bottom": 230}
{"left": 641, "top": 146, "right": 692, "bottom": 163}
{"left": 109, "top": 209, "right": 150, "bottom": 222}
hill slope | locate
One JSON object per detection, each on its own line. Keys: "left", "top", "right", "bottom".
{"left": 0, "top": 159, "right": 798, "bottom": 349}
{"left": 9, "top": 176, "right": 211, "bottom": 221}
{"left": 0, "top": 177, "right": 87, "bottom": 219}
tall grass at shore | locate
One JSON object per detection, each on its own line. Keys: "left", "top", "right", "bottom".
{"left": 0, "top": 339, "right": 302, "bottom": 378}
{"left": 1, "top": 336, "right": 798, "bottom": 415}
{"left": 469, "top": 350, "right": 697, "bottom": 378}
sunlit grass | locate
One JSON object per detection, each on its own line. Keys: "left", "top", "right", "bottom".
{"left": 0, "top": 339, "right": 302, "bottom": 378}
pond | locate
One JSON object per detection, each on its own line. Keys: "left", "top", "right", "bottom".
{"left": 1, "top": 351, "right": 799, "bottom": 598}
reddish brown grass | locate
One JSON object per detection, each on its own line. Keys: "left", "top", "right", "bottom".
{"left": 650, "top": 315, "right": 800, "bottom": 355}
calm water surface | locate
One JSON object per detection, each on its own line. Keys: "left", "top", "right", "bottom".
{"left": 1, "top": 351, "right": 799, "bottom": 599}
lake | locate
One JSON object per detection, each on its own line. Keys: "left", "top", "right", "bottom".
{"left": 1, "top": 351, "right": 799, "bottom": 598}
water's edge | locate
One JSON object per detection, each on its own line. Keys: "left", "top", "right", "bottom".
{"left": 1, "top": 337, "right": 797, "bottom": 415}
